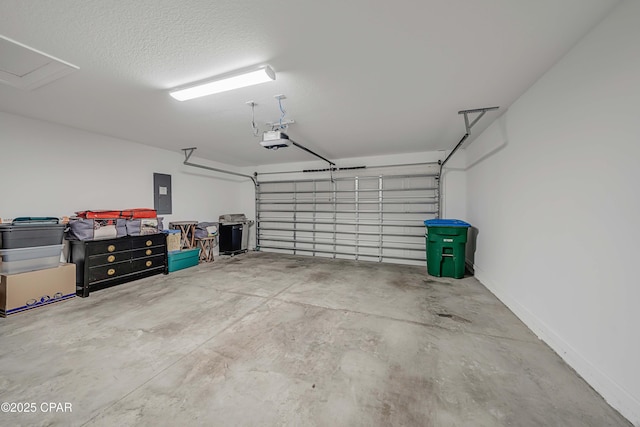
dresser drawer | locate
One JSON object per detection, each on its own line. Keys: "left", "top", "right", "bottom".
{"left": 131, "top": 234, "right": 165, "bottom": 250}
{"left": 87, "top": 239, "right": 132, "bottom": 256}
{"left": 131, "top": 246, "right": 164, "bottom": 259}
{"left": 131, "top": 255, "right": 165, "bottom": 272}
{"left": 89, "top": 250, "right": 131, "bottom": 267}
{"left": 88, "top": 260, "right": 132, "bottom": 283}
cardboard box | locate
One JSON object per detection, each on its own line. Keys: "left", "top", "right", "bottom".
{"left": 0, "top": 263, "right": 76, "bottom": 317}
{"left": 164, "top": 230, "right": 181, "bottom": 253}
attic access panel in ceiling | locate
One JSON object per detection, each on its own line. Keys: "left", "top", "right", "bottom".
{"left": 0, "top": 35, "right": 78, "bottom": 90}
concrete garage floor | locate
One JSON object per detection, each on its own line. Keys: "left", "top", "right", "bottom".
{"left": 0, "top": 252, "right": 630, "bottom": 427}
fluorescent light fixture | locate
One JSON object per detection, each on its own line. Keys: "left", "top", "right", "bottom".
{"left": 169, "top": 65, "right": 275, "bottom": 101}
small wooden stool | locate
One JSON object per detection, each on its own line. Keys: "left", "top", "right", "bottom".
{"left": 169, "top": 221, "right": 198, "bottom": 249}
{"left": 196, "top": 236, "right": 217, "bottom": 262}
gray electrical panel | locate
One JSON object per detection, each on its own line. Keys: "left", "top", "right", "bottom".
{"left": 153, "top": 173, "right": 172, "bottom": 214}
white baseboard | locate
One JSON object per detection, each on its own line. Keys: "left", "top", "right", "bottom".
{"left": 473, "top": 264, "right": 639, "bottom": 426}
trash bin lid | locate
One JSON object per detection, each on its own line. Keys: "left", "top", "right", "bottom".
{"left": 424, "top": 219, "right": 471, "bottom": 227}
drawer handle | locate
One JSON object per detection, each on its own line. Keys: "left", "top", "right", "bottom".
{"left": 146, "top": 240, "right": 153, "bottom": 247}
{"left": 107, "top": 268, "right": 116, "bottom": 276}
{"left": 107, "top": 255, "right": 116, "bottom": 263}
{"left": 107, "top": 245, "right": 116, "bottom": 252}
{"left": 146, "top": 260, "right": 152, "bottom": 267}
{"left": 145, "top": 249, "right": 152, "bottom": 256}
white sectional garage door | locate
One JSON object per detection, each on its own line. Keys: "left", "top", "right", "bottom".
{"left": 256, "top": 165, "right": 439, "bottom": 265}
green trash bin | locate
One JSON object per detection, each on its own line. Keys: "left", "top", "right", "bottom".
{"left": 424, "top": 219, "right": 471, "bottom": 278}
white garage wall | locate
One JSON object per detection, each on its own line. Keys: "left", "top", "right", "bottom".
{"left": 465, "top": 1, "right": 640, "bottom": 424}
{"left": 440, "top": 149, "right": 467, "bottom": 220}
{"left": 0, "top": 111, "right": 248, "bottom": 225}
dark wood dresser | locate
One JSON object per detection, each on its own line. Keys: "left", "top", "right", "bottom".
{"left": 69, "top": 234, "right": 168, "bottom": 297}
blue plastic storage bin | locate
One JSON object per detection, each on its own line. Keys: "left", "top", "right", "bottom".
{"left": 167, "top": 248, "right": 199, "bottom": 272}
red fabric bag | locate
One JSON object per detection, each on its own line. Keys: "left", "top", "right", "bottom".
{"left": 76, "top": 209, "right": 157, "bottom": 220}
{"left": 75, "top": 210, "right": 125, "bottom": 219}
{"left": 122, "top": 209, "right": 157, "bottom": 219}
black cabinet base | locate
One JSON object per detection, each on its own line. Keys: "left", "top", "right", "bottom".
{"left": 76, "top": 267, "right": 167, "bottom": 298}
{"left": 220, "top": 249, "right": 248, "bottom": 256}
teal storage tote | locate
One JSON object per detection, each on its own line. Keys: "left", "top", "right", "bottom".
{"left": 424, "top": 219, "right": 471, "bottom": 279}
{"left": 167, "top": 248, "right": 199, "bottom": 272}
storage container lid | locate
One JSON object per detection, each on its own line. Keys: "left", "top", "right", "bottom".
{"left": 162, "top": 229, "right": 181, "bottom": 234}
{"left": 12, "top": 217, "right": 60, "bottom": 224}
{"left": 0, "top": 223, "right": 65, "bottom": 230}
{"left": 424, "top": 219, "right": 471, "bottom": 227}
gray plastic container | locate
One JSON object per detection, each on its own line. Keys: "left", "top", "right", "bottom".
{"left": 0, "top": 222, "right": 65, "bottom": 249}
{"left": 0, "top": 244, "right": 63, "bottom": 274}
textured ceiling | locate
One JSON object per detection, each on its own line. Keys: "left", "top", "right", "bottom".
{"left": 0, "top": 0, "right": 618, "bottom": 166}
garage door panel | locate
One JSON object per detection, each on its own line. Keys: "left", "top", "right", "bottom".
{"left": 256, "top": 170, "right": 438, "bottom": 265}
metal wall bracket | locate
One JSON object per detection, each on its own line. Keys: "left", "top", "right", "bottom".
{"left": 458, "top": 107, "right": 500, "bottom": 135}
{"left": 182, "top": 147, "right": 197, "bottom": 162}
{"left": 437, "top": 106, "right": 499, "bottom": 217}
{"left": 266, "top": 119, "right": 296, "bottom": 128}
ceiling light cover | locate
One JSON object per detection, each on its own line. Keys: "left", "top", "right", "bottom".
{"left": 170, "top": 66, "right": 275, "bottom": 101}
